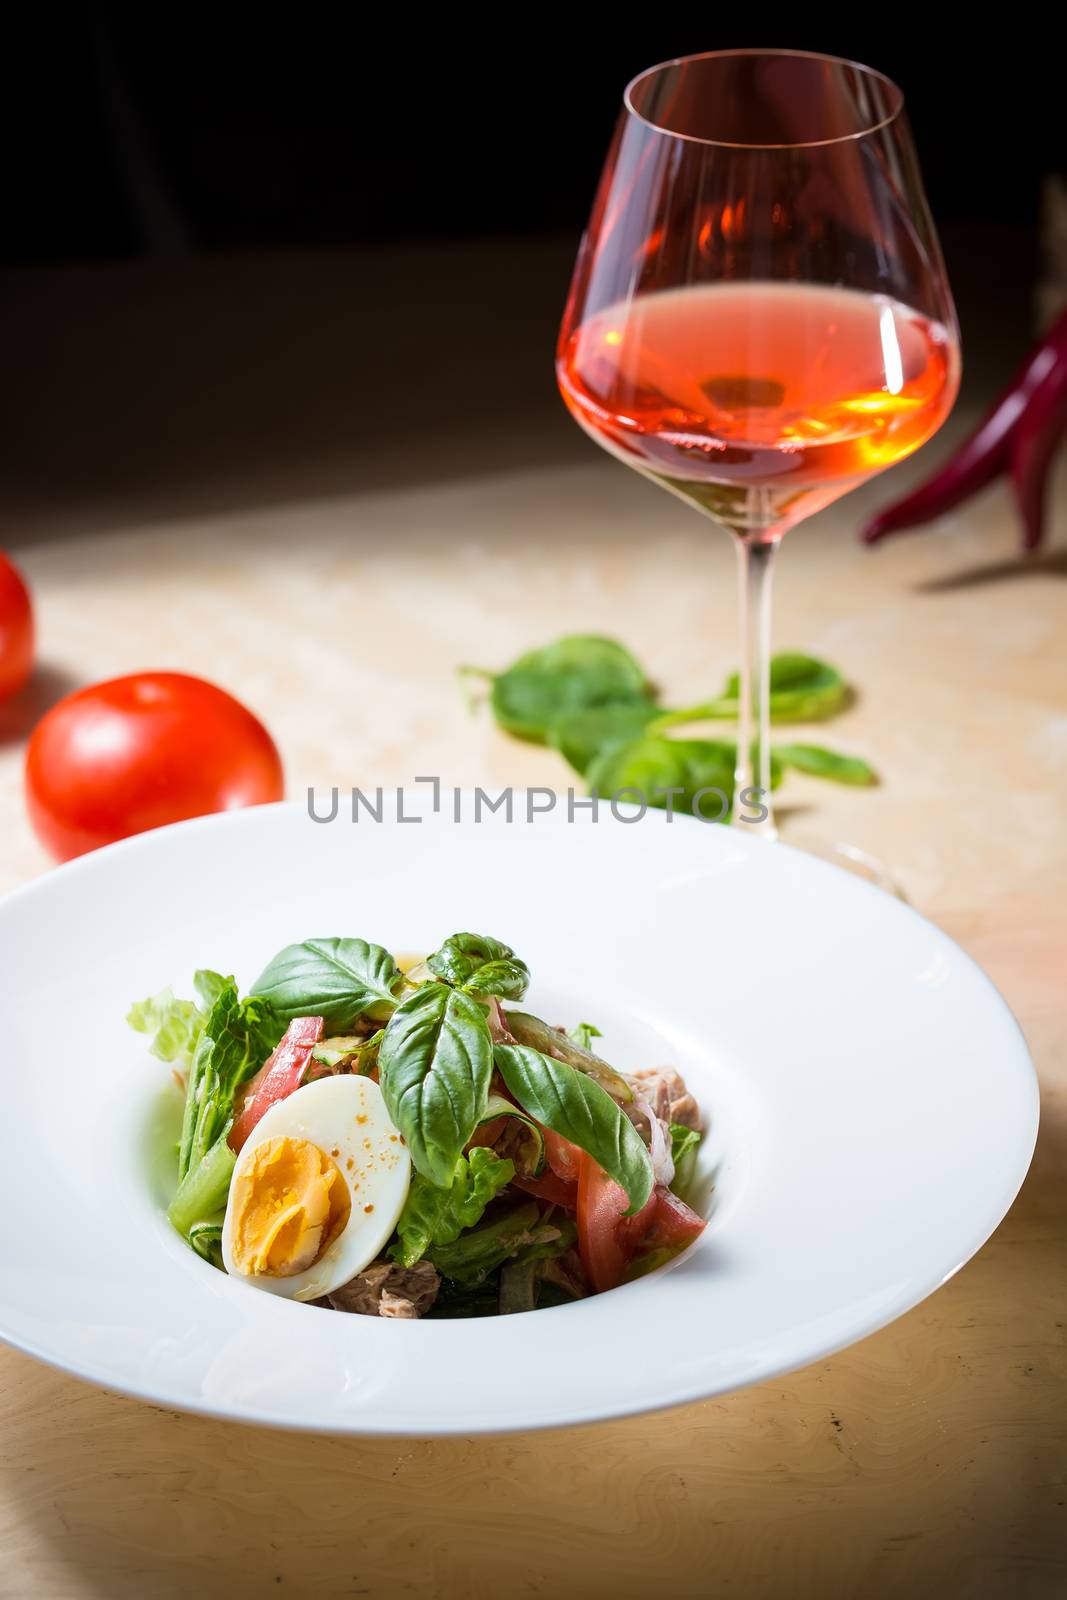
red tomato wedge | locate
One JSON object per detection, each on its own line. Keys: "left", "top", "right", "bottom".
{"left": 229, "top": 1016, "right": 324, "bottom": 1152}
{"left": 577, "top": 1154, "right": 631, "bottom": 1292}
{"left": 578, "top": 1156, "right": 706, "bottom": 1293}
{"left": 543, "top": 1127, "right": 583, "bottom": 1182}
{"left": 512, "top": 1170, "right": 579, "bottom": 1208}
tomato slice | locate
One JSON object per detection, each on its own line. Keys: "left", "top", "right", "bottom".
{"left": 228, "top": 1016, "right": 324, "bottom": 1152}
{"left": 578, "top": 1161, "right": 706, "bottom": 1293}
{"left": 576, "top": 1154, "right": 632, "bottom": 1292}
{"left": 543, "top": 1127, "right": 582, "bottom": 1182}
{"left": 512, "top": 1170, "right": 579, "bottom": 1208}
{"left": 636, "top": 1186, "right": 706, "bottom": 1251}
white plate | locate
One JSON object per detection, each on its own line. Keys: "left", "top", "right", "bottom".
{"left": 0, "top": 800, "right": 1037, "bottom": 1434}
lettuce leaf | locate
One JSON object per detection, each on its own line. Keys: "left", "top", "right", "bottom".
{"left": 390, "top": 1146, "right": 515, "bottom": 1268}
{"left": 428, "top": 1200, "right": 553, "bottom": 1287}
{"left": 127, "top": 968, "right": 229, "bottom": 1064}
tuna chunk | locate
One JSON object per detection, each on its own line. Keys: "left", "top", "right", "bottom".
{"left": 626, "top": 1066, "right": 702, "bottom": 1131}
{"left": 328, "top": 1259, "right": 440, "bottom": 1319}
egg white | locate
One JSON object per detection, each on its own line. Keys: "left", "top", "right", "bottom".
{"left": 221, "top": 1074, "right": 411, "bottom": 1301}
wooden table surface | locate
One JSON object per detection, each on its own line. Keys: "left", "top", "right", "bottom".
{"left": 0, "top": 243, "right": 1064, "bottom": 1598}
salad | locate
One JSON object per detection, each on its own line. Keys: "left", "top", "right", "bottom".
{"left": 129, "top": 932, "right": 706, "bottom": 1318}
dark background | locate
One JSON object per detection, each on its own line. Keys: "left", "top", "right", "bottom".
{"left": 1, "top": 17, "right": 1061, "bottom": 543}
{"left": 1, "top": 18, "right": 1059, "bottom": 263}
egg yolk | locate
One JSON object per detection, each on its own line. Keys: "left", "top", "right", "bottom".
{"left": 229, "top": 1137, "right": 351, "bottom": 1278}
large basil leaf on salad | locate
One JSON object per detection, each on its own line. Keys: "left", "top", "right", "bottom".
{"left": 494, "top": 1044, "right": 654, "bottom": 1214}
{"left": 390, "top": 1146, "right": 516, "bottom": 1268}
{"left": 427, "top": 932, "right": 530, "bottom": 1001}
{"left": 378, "top": 983, "right": 493, "bottom": 1186}
{"left": 251, "top": 937, "right": 402, "bottom": 1031}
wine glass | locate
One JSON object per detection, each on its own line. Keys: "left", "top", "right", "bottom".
{"left": 557, "top": 49, "right": 960, "bottom": 881}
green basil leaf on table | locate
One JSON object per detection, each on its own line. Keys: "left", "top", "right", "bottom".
{"left": 504, "top": 1009, "right": 633, "bottom": 1103}
{"left": 774, "top": 744, "right": 879, "bottom": 786}
{"left": 510, "top": 634, "right": 648, "bottom": 688}
{"left": 251, "top": 937, "right": 402, "bottom": 1031}
{"left": 493, "top": 1043, "right": 654, "bottom": 1214}
{"left": 491, "top": 667, "right": 651, "bottom": 745}
{"left": 427, "top": 932, "right": 530, "bottom": 1000}
{"left": 378, "top": 983, "right": 493, "bottom": 1186}
{"left": 722, "top": 653, "right": 850, "bottom": 723}
{"left": 389, "top": 1146, "right": 516, "bottom": 1268}
{"left": 585, "top": 737, "right": 784, "bottom": 820}
{"left": 548, "top": 701, "right": 661, "bottom": 775}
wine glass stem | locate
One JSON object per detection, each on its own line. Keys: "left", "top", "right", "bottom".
{"left": 732, "top": 533, "right": 779, "bottom": 840}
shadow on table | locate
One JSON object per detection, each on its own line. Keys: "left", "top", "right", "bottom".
{"left": 0, "top": 664, "right": 81, "bottom": 746}
{"left": 915, "top": 546, "right": 1067, "bottom": 593}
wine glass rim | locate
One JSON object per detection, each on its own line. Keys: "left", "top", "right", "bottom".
{"left": 624, "top": 48, "right": 905, "bottom": 150}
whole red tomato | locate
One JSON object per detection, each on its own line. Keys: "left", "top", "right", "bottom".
{"left": 0, "top": 551, "right": 34, "bottom": 701}
{"left": 26, "top": 671, "right": 284, "bottom": 861}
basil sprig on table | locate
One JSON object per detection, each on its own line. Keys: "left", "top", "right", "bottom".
{"left": 461, "top": 634, "right": 650, "bottom": 744}
{"left": 464, "top": 634, "right": 877, "bottom": 809}
{"left": 251, "top": 937, "right": 402, "bottom": 1031}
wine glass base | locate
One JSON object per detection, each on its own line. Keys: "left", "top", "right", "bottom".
{"left": 783, "top": 830, "right": 906, "bottom": 900}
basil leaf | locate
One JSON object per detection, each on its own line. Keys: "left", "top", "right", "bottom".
{"left": 493, "top": 1044, "right": 653, "bottom": 1214}
{"left": 774, "top": 744, "right": 879, "bottom": 786}
{"left": 427, "top": 932, "right": 530, "bottom": 1001}
{"left": 511, "top": 635, "right": 648, "bottom": 687}
{"left": 723, "top": 654, "right": 851, "bottom": 723}
{"left": 251, "top": 937, "right": 401, "bottom": 1031}
{"left": 390, "top": 1146, "right": 516, "bottom": 1268}
{"left": 491, "top": 669, "right": 650, "bottom": 745}
{"left": 483, "top": 634, "right": 651, "bottom": 745}
{"left": 669, "top": 1124, "right": 701, "bottom": 1201}
{"left": 378, "top": 983, "right": 493, "bottom": 1185}
{"left": 504, "top": 1010, "right": 633, "bottom": 1103}
{"left": 548, "top": 702, "right": 660, "bottom": 775}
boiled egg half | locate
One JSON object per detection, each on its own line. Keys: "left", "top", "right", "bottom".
{"left": 221, "top": 1075, "right": 411, "bottom": 1301}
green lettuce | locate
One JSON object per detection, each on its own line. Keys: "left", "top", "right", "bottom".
{"left": 127, "top": 968, "right": 229, "bottom": 1063}
{"left": 428, "top": 1201, "right": 558, "bottom": 1287}
{"left": 390, "top": 1147, "right": 515, "bottom": 1268}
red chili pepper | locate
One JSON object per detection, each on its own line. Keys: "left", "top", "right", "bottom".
{"left": 1011, "top": 348, "right": 1067, "bottom": 552}
{"left": 862, "top": 308, "right": 1067, "bottom": 552}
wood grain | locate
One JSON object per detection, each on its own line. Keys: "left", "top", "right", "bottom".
{"left": 0, "top": 246, "right": 1064, "bottom": 1599}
